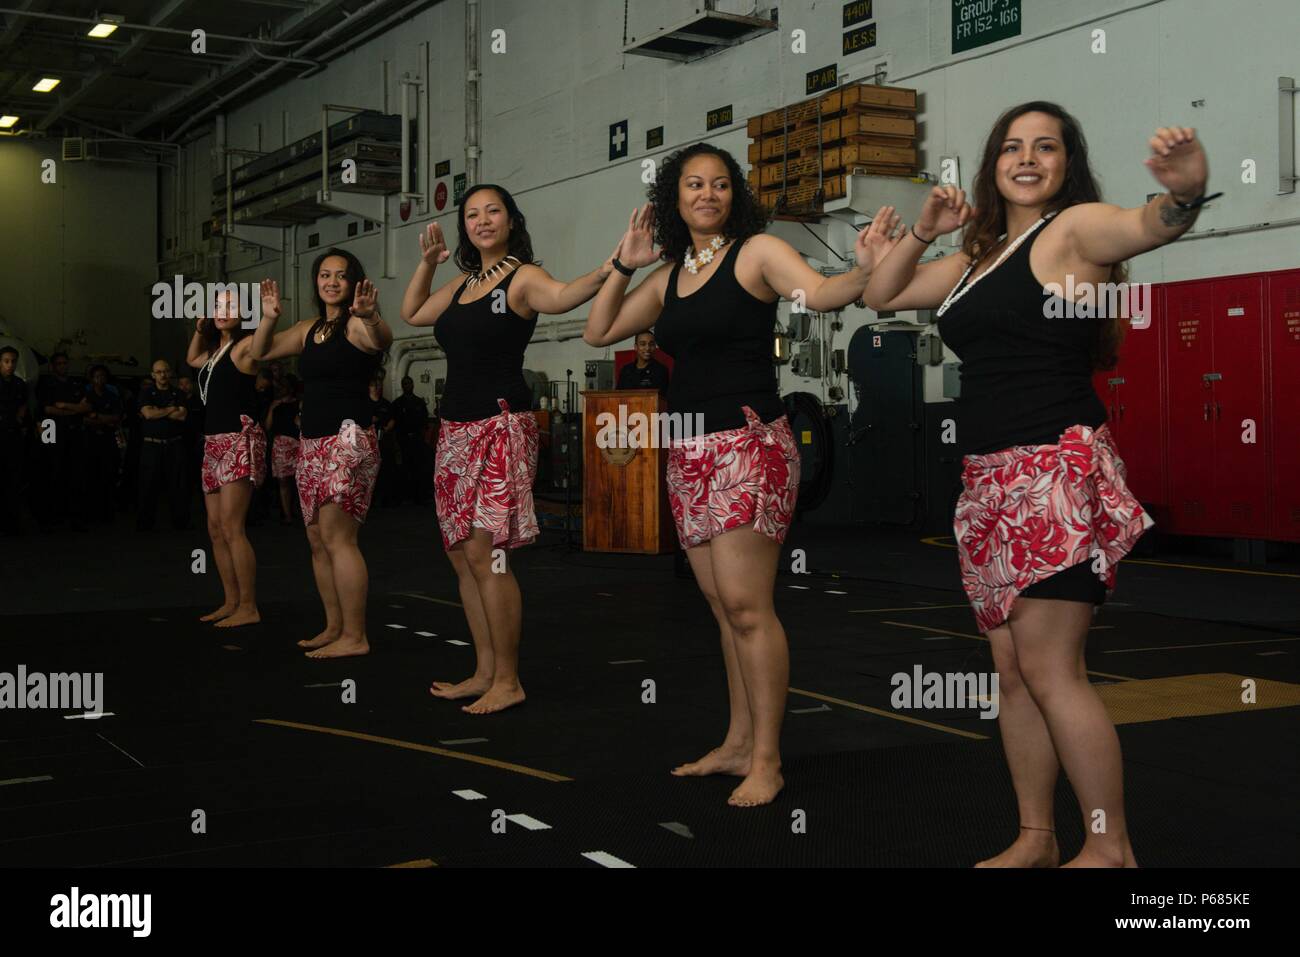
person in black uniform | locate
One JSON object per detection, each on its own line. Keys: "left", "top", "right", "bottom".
{"left": 863, "top": 104, "right": 1205, "bottom": 867}
{"left": 401, "top": 184, "right": 613, "bottom": 714}
{"left": 0, "top": 345, "right": 30, "bottom": 535}
{"left": 252, "top": 250, "right": 392, "bottom": 659}
{"left": 83, "top": 365, "right": 122, "bottom": 524}
{"left": 176, "top": 374, "right": 206, "bottom": 511}
{"left": 367, "top": 372, "right": 398, "bottom": 507}
{"left": 34, "top": 352, "right": 91, "bottom": 531}
{"left": 585, "top": 145, "right": 884, "bottom": 806}
{"left": 135, "top": 359, "right": 189, "bottom": 531}
{"left": 391, "top": 375, "right": 430, "bottom": 504}
{"left": 616, "top": 331, "right": 671, "bottom": 393}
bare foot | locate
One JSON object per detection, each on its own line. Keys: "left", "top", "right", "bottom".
{"left": 215, "top": 606, "right": 261, "bottom": 628}
{"left": 1061, "top": 845, "right": 1129, "bottom": 868}
{"left": 430, "top": 677, "right": 492, "bottom": 700}
{"left": 671, "top": 745, "right": 752, "bottom": 778}
{"left": 976, "top": 830, "right": 1060, "bottom": 868}
{"left": 462, "top": 683, "right": 526, "bottom": 714}
{"left": 297, "top": 629, "right": 341, "bottom": 649}
{"left": 728, "top": 763, "right": 784, "bottom": 807}
{"left": 306, "top": 636, "right": 370, "bottom": 659}
{"left": 200, "top": 604, "right": 238, "bottom": 622}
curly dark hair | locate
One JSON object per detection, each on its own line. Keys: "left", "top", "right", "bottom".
{"left": 198, "top": 283, "right": 253, "bottom": 354}
{"left": 453, "top": 184, "right": 537, "bottom": 274}
{"left": 965, "top": 101, "right": 1128, "bottom": 369}
{"left": 648, "top": 143, "right": 769, "bottom": 262}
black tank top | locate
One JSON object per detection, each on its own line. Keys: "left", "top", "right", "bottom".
{"left": 298, "top": 319, "right": 380, "bottom": 439}
{"left": 936, "top": 219, "right": 1107, "bottom": 456}
{"left": 433, "top": 268, "right": 537, "bottom": 422}
{"left": 653, "top": 238, "right": 783, "bottom": 434}
{"left": 203, "top": 345, "right": 258, "bottom": 436}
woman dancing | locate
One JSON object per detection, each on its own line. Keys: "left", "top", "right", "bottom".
{"left": 266, "top": 374, "right": 302, "bottom": 524}
{"left": 187, "top": 290, "right": 266, "bottom": 627}
{"left": 252, "top": 249, "right": 392, "bottom": 658}
{"left": 400, "top": 184, "right": 614, "bottom": 714}
{"left": 584, "top": 144, "right": 887, "bottom": 806}
{"left": 863, "top": 102, "right": 1210, "bottom": 866}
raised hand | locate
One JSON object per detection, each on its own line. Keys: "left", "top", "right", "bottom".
{"left": 859, "top": 205, "right": 905, "bottom": 270}
{"left": 617, "top": 203, "right": 659, "bottom": 269}
{"left": 350, "top": 279, "right": 379, "bottom": 320}
{"left": 1143, "top": 126, "right": 1208, "bottom": 200}
{"left": 259, "top": 279, "right": 281, "bottom": 323}
{"left": 914, "top": 185, "right": 973, "bottom": 242}
{"left": 418, "top": 222, "right": 450, "bottom": 266}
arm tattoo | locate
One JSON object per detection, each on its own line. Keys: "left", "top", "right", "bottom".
{"left": 1159, "top": 198, "right": 1198, "bottom": 228}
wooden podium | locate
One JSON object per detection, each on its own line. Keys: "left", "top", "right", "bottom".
{"left": 582, "top": 389, "right": 676, "bottom": 554}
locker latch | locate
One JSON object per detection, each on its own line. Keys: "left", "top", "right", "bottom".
{"left": 1202, "top": 372, "right": 1223, "bottom": 381}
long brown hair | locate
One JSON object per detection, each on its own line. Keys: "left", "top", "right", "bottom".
{"left": 964, "top": 101, "right": 1126, "bottom": 369}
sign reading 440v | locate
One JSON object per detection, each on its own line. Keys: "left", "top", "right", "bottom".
{"left": 952, "top": 0, "right": 1020, "bottom": 54}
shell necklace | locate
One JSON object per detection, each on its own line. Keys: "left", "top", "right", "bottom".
{"left": 936, "top": 212, "right": 1057, "bottom": 318}
{"left": 197, "top": 337, "right": 234, "bottom": 405}
{"left": 466, "top": 255, "right": 521, "bottom": 291}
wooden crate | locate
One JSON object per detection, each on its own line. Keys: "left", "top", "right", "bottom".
{"left": 749, "top": 82, "right": 918, "bottom": 137}
{"left": 759, "top": 174, "right": 847, "bottom": 212}
{"left": 752, "top": 112, "right": 916, "bottom": 161}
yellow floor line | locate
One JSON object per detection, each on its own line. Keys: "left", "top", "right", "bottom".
{"left": 386, "top": 858, "right": 437, "bottom": 868}
{"left": 788, "top": 688, "right": 989, "bottom": 740}
{"left": 1103, "top": 636, "right": 1300, "bottom": 654}
{"left": 920, "top": 536, "right": 1300, "bottom": 578}
{"left": 391, "top": 592, "right": 464, "bottom": 608}
{"left": 878, "top": 621, "right": 1135, "bottom": 682}
{"left": 255, "top": 719, "right": 572, "bottom": 782}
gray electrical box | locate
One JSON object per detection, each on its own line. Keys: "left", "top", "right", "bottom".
{"left": 942, "top": 361, "right": 962, "bottom": 398}
{"left": 584, "top": 360, "right": 614, "bottom": 391}
{"left": 917, "top": 333, "right": 945, "bottom": 365}
{"left": 791, "top": 340, "right": 823, "bottom": 378}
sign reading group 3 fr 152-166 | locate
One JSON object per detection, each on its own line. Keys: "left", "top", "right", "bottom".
{"left": 952, "top": 0, "right": 1020, "bottom": 54}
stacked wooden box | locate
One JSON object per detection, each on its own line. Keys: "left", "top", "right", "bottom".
{"left": 746, "top": 83, "right": 919, "bottom": 215}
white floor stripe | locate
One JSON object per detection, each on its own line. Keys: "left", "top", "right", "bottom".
{"left": 415, "top": 631, "right": 437, "bottom": 637}
{"left": 446, "top": 639, "right": 470, "bottom": 646}
{"left": 452, "top": 789, "right": 486, "bottom": 800}
{"left": 609, "top": 659, "right": 644, "bottom": 665}
{"left": 97, "top": 732, "right": 144, "bottom": 768}
{"left": 386, "top": 623, "right": 407, "bottom": 630}
{"left": 63, "top": 712, "right": 115, "bottom": 720}
{"left": 825, "top": 589, "right": 847, "bottom": 595}
{"left": 787, "top": 585, "right": 810, "bottom": 590}
{"left": 505, "top": 813, "right": 551, "bottom": 830}
{"left": 0, "top": 775, "right": 54, "bottom": 786}
{"left": 583, "top": 850, "right": 634, "bottom": 868}
{"left": 1257, "top": 651, "right": 1288, "bottom": 656}
{"left": 304, "top": 682, "right": 342, "bottom": 688}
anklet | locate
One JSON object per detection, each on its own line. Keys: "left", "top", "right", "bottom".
{"left": 1019, "top": 825, "right": 1055, "bottom": 833}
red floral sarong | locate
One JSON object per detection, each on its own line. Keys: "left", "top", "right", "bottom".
{"left": 666, "top": 405, "right": 800, "bottom": 549}
{"left": 271, "top": 434, "right": 301, "bottom": 479}
{"left": 434, "top": 399, "right": 539, "bottom": 551}
{"left": 201, "top": 415, "right": 266, "bottom": 494}
{"left": 953, "top": 422, "right": 1154, "bottom": 632}
{"left": 296, "top": 422, "right": 380, "bottom": 526}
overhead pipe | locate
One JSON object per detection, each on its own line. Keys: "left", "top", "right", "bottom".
{"left": 0, "top": 7, "right": 303, "bottom": 45}
{"left": 466, "top": 0, "right": 480, "bottom": 186}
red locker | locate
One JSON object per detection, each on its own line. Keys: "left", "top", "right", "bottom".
{"left": 1267, "top": 270, "right": 1300, "bottom": 542}
{"left": 1209, "top": 277, "right": 1268, "bottom": 537}
{"left": 1164, "top": 280, "right": 1217, "bottom": 535}
{"left": 1104, "top": 286, "right": 1166, "bottom": 510}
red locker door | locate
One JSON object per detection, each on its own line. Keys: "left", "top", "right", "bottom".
{"left": 1209, "top": 277, "right": 1267, "bottom": 538}
{"left": 1110, "top": 286, "right": 1165, "bottom": 508}
{"left": 1164, "top": 280, "right": 1216, "bottom": 535}
{"left": 1267, "top": 270, "right": 1300, "bottom": 542}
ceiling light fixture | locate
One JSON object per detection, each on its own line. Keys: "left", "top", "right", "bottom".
{"left": 0, "top": 116, "right": 20, "bottom": 128}
{"left": 33, "top": 78, "right": 62, "bottom": 93}
{"left": 88, "top": 14, "right": 124, "bottom": 39}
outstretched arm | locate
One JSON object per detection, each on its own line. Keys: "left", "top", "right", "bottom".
{"left": 1061, "top": 126, "right": 1211, "bottom": 266}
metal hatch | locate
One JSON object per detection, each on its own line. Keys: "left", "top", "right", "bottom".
{"left": 623, "top": 7, "right": 777, "bottom": 62}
